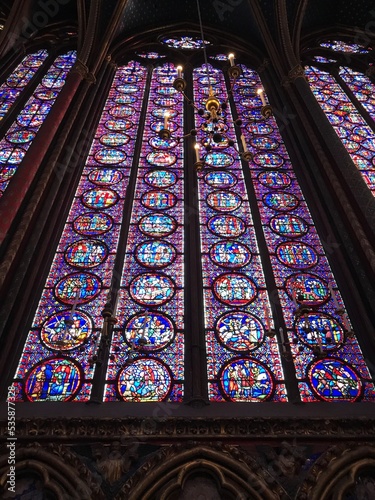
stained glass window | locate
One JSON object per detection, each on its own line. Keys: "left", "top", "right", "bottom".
{"left": 105, "top": 63, "right": 184, "bottom": 402}
{"left": 0, "top": 50, "right": 48, "bottom": 121}
{"left": 161, "top": 36, "right": 210, "bottom": 50}
{"left": 0, "top": 50, "right": 76, "bottom": 198}
{"left": 305, "top": 40, "right": 375, "bottom": 196}
{"left": 232, "top": 65, "right": 375, "bottom": 402}
{"left": 319, "top": 41, "right": 370, "bottom": 54}
{"left": 11, "top": 61, "right": 147, "bottom": 402}
{"left": 194, "top": 64, "right": 287, "bottom": 402}
{"left": 10, "top": 48, "right": 375, "bottom": 404}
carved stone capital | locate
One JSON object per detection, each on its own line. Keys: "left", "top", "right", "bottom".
{"left": 71, "top": 59, "right": 96, "bottom": 83}
{"left": 289, "top": 64, "right": 305, "bottom": 80}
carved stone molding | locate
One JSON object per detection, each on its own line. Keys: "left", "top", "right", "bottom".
{"left": 121, "top": 442, "right": 284, "bottom": 500}
{"left": 298, "top": 443, "right": 375, "bottom": 499}
{"left": 0, "top": 442, "right": 103, "bottom": 499}
{"left": 1, "top": 417, "right": 375, "bottom": 442}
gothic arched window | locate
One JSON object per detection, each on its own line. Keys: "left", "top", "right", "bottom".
{"left": 304, "top": 40, "right": 375, "bottom": 195}
{"left": 9, "top": 44, "right": 375, "bottom": 404}
{"left": 0, "top": 49, "right": 76, "bottom": 197}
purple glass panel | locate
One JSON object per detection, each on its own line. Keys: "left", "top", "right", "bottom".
{"left": 12, "top": 61, "right": 147, "bottom": 401}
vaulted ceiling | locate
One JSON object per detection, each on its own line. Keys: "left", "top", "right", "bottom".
{"left": 0, "top": 0, "right": 374, "bottom": 62}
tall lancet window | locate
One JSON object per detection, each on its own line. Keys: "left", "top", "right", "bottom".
{"left": 304, "top": 40, "right": 375, "bottom": 195}
{"left": 12, "top": 61, "right": 147, "bottom": 402}
{"left": 8, "top": 46, "right": 375, "bottom": 403}
{"left": 0, "top": 50, "right": 76, "bottom": 197}
{"left": 105, "top": 62, "right": 185, "bottom": 402}
{"left": 0, "top": 50, "right": 48, "bottom": 122}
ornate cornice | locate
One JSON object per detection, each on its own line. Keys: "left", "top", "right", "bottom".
{"left": 2, "top": 417, "right": 375, "bottom": 442}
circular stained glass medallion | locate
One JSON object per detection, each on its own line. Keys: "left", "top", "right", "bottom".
{"left": 0, "top": 166, "right": 16, "bottom": 182}
{"left": 82, "top": 188, "right": 118, "bottom": 209}
{"left": 6, "top": 130, "right": 35, "bottom": 144}
{"left": 263, "top": 191, "right": 298, "bottom": 211}
{"left": 247, "top": 122, "right": 274, "bottom": 135}
{"left": 327, "top": 114, "right": 344, "bottom": 125}
{"left": 138, "top": 213, "right": 178, "bottom": 238}
{"left": 154, "top": 97, "right": 177, "bottom": 107}
{"left": 129, "top": 273, "right": 175, "bottom": 306}
{"left": 65, "top": 239, "right": 107, "bottom": 269}
{"left": 152, "top": 108, "right": 178, "bottom": 119}
{"left": 41, "top": 311, "right": 92, "bottom": 351}
{"left": 144, "top": 169, "right": 177, "bottom": 188}
{"left": 25, "top": 357, "right": 82, "bottom": 402}
{"left": 207, "top": 214, "right": 246, "bottom": 238}
{"left": 55, "top": 272, "right": 101, "bottom": 305}
{"left": 94, "top": 148, "right": 126, "bottom": 164}
{"left": 213, "top": 273, "right": 257, "bottom": 306}
{"left": 285, "top": 273, "right": 329, "bottom": 306}
{"left": 118, "top": 75, "right": 139, "bottom": 84}
{"left": 251, "top": 136, "right": 280, "bottom": 150}
{"left": 276, "top": 242, "right": 318, "bottom": 269}
{"left": 201, "top": 136, "right": 229, "bottom": 150}
{"left": 219, "top": 357, "right": 274, "bottom": 402}
{"left": 135, "top": 240, "right": 177, "bottom": 268}
{"left": 204, "top": 171, "right": 237, "bottom": 189}
{"left": 17, "top": 113, "right": 44, "bottom": 127}
{"left": 109, "top": 105, "right": 134, "bottom": 118}
{"left": 35, "top": 89, "right": 59, "bottom": 100}
{"left": 124, "top": 312, "right": 174, "bottom": 351}
{"left": 146, "top": 151, "right": 177, "bottom": 167}
{"left": 117, "top": 357, "right": 172, "bottom": 402}
{"left": 341, "top": 138, "right": 360, "bottom": 153}
{"left": 205, "top": 152, "right": 234, "bottom": 168}
{"left": 115, "top": 84, "right": 139, "bottom": 93}
{"left": 253, "top": 152, "right": 284, "bottom": 168}
{"left": 216, "top": 312, "right": 264, "bottom": 352}
{"left": 198, "top": 76, "right": 218, "bottom": 85}
{"left": 42, "top": 70, "right": 65, "bottom": 88}
{"left": 210, "top": 241, "right": 251, "bottom": 268}
{"left": 150, "top": 120, "right": 178, "bottom": 134}
{"left": 73, "top": 212, "right": 113, "bottom": 236}
{"left": 207, "top": 190, "right": 242, "bottom": 212}
{"left": 0, "top": 147, "right": 26, "bottom": 164}
{"left": 149, "top": 136, "right": 178, "bottom": 150}
{"left": 258, "top": 171, "right": 291, "bottom": 189}
{"left": 105, "top": 119, "right": 133, "bottom": 131}
{"left": 141, "top": 190, "right": 177, "bottom": 210}
{"left": 114, "top": 94, "right": 137, "bottom": 104}
{"left": 270, "top": 214, "right": 309, "bottom": 238}
{"left": 295, "top": 312, "right": 344, "bottom": 350}
{"left": 88, "top": 169, "right": 123, "bottom": 186}
{"left": 308, "top": 358, "right": 362, "bottom": 402}
{"left": 99, "top": 133, "right": 130, "bottom": 147}
{"left": 156, "top": 86, "right": 177, "bottom": 96}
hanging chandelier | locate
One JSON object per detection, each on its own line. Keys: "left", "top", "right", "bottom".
{"left": 158, "top": 0, "right": 272, "bottom": 172}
